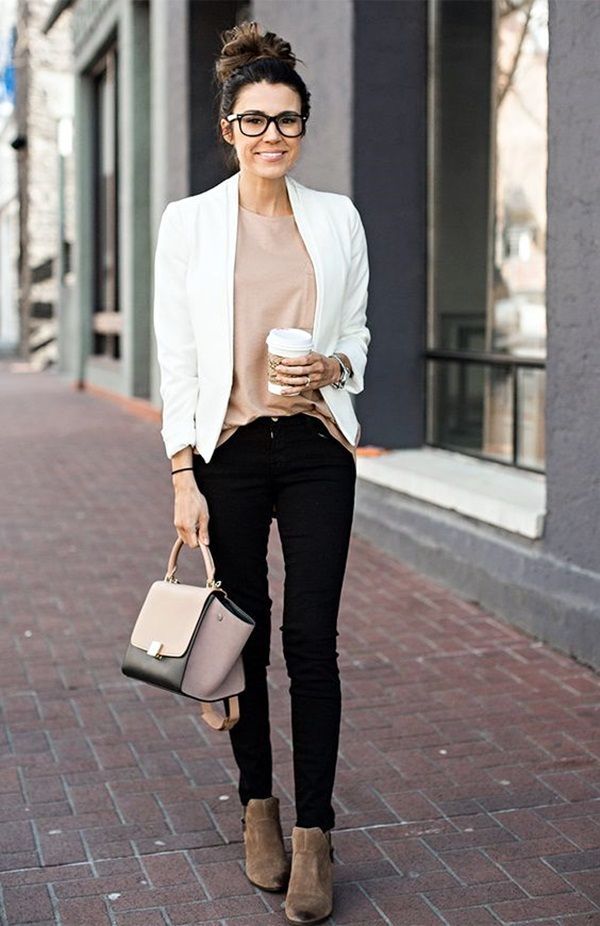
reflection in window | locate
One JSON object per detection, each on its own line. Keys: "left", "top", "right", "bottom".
{"left": 429, "top": 359, "right": 514, "bottom": 462}
{"left": 91, "top": 44, "right": 121, "bottom": 360}
{"left": 427, "top": 0, "right": 547, "bottom": 471}
{"left": 493, "top": 0, "right": 548, "bottom": 359}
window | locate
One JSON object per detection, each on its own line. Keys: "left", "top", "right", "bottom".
{"left": 427, "top": 0, "right": 548, "bottom": 472}
{"left": 91, "top": 43, "right": 121, "bottom": 360}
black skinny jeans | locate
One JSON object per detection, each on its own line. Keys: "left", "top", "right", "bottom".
{"left": 192, "top": 412, "right": 356, "bottom": 832}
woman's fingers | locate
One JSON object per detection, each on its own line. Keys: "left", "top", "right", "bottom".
{"left": 278, "top": 352, "right": 327, "bottom": 389}
{"left": 177, "top": 523, "right": 200, "bottom": 548}
{"left": 197, "top": 515, "right": 210, "bottom": 546}
{"left": 174, "top": 489, "right": 210, "bottom": 548}
{"left": 279, "top": 354, "right": 322, "bottom": 376}
{"left": 197, "top": 494, "right": 210, "bottom": 546}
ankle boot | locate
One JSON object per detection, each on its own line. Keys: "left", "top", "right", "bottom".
{"left": 241, "top": 796, "right": 291, "bottom": 892}
{"left": 284, "top": 826, "right": 334, "bottom": 925}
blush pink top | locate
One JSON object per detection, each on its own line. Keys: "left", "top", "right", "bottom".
{"left": 207, "top": 203, "right": 357, "bottom": 458}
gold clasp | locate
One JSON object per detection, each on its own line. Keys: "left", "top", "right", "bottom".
{"left": 147, "top": 640, "right": 163, "bottom": 659}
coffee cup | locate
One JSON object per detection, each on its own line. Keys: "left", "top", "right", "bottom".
{"left": 266, "top": 328, "right": 313, "bottom": 395}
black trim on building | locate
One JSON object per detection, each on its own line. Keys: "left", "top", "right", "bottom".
{"left": 353, "top": 0, "right": 428, "bottom": 451}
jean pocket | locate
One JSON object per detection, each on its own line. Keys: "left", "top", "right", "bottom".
{"left": 302, "top": 414, "right": 328, "bottom": 438}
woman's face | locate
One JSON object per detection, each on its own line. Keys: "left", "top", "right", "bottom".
{"left": 221, "top": 80, "right": 304, "bottom": 178}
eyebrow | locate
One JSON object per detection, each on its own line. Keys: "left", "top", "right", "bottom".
{"left": 239, "top": 109, "right": 301, "bottom": 116}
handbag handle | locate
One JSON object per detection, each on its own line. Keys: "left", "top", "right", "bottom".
{"left": 165, "top": 536, "right": 219, "bottom": 588}
{"left": 200, "top": 696, "right": 240, "bottom": 731}
{"left": 162, "top": 537, "right": 243, "bottom": 732}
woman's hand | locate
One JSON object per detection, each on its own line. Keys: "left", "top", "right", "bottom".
{"left": 173, "top": 473, "right": 210, "bottom": 547}
{"left": 275, "top": 351, "right": 342, "bottom": 394}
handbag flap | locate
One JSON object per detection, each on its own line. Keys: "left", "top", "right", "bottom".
{"left": 180, "top": 596, "right": 254, "bottom": 698}
{"left": 130, "top": 580, "right": 216, "bottom": 658}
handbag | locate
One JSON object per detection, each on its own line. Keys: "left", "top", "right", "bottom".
{"left": 121, "top": 535, "right": 255, "bottom": 731}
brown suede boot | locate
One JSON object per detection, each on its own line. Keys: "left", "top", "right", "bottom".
{"left": 284, "top": 826, "right": 334, "bottom": 925}
{"left": 241, "top": 796, "right": 291, "bottom": 892}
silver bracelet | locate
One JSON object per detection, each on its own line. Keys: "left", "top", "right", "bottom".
{"left": 330, "top": 352, "right": 352, "bottom": 389}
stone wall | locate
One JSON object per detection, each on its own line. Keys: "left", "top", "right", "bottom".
{"left": 16, "top": 0, "right": 73, "bottom": 361}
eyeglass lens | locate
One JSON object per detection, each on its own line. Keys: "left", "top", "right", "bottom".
{"left": 240, "top": 113, "right": 304, "bottom": 137}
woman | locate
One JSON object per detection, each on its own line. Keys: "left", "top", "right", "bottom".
{"left": 153, "top": 21, "right": 370, "bottom": 925}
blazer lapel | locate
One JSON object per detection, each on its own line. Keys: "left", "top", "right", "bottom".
{"left": 284, "top": 174, "right": 324, "bottom": 349}
{"left": 224, "top": 172, "right": 238, "bottom": 371}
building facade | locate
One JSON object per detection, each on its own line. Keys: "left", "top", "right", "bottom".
{"left": 0, "top": 0, "right": 74, "bottom": 365}
{"left": 0, "top": 0, "right": 19, "bottom": 356}
{"left": 44, "top": 0, "right": 600, "bottom": 669}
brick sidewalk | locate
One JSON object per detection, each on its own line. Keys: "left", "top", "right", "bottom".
{"left": 1, "top": 365, "right": 600, "bottom": 926}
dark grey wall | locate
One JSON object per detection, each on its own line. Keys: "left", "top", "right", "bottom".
{"left": 353, "top": 0, "right": 428, "bottom": 450}
{"left": 254, "top": 0, "right": 354, "bottom": 195}
{"left": 188, "top": 0, "right": 243, "bottom": 193}
{"left": 544, "top": 0, "right": 600, "bottom": 573}
{"left": 354, "top": 0, "right": 600, "bottom": 672}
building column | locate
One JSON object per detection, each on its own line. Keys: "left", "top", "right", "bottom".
{"left": 120, "top": 0, "right": 151, "bottom": 398}
{"left": 149, "top": 0, "right": 189, "bottom": 408}
{"left": 544, "top": 0, "right": 600, "bottom": 574}
{"left": 73, "top": 69, "right": 94, "bottom": 387}
{"left": 353, "top": 0, "right": 428, "bottom": 450}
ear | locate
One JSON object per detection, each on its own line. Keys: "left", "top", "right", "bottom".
{"left": 220, "top": 119, "right": 234, "bottom": 145}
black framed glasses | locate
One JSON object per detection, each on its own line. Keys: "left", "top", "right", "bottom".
{"left": 226, "top": 110, "right": 308, "bottom": 138}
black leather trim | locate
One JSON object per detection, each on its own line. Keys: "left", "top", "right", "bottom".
{"left": 220, "top": 596, "right": 255, "bottom": 625}
{"left": 121, "top": 590, "right": 255, "bottom": 698}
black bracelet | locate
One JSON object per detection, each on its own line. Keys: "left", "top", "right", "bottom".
{"left": 171, "top": 466, "right": 194, "bottom": 475}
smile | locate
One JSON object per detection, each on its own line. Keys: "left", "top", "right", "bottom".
{"left": 256, "top": 152, "right": 286, "bottom": 160}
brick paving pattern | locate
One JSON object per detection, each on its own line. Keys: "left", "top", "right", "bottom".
{"left": 1, "top": 365, "right": 600, "bottom": 925}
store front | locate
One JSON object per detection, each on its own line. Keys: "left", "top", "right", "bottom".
{"left": 47, "top": 0, "right": 600, "bottom": 668}
{"left": 354, "top": 0, "right": 600, "bottom": 670}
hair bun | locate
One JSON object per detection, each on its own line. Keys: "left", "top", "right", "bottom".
{"left": 215, "top": 20, "right": 297, "bottom": 85}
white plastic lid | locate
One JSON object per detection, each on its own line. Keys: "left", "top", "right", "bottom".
{"left": 266, "top": 328, "right": 313, "bottom": 353}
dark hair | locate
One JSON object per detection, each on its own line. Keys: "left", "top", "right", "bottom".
{"left": 214, "top": 20, "right": 311, "bottom": 170}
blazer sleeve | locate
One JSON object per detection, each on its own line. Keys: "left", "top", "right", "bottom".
{"left": 332, "top": 198, "right": 371, "bottom": 395}
{"left": 152, "top": 201, "right": 198, "bottom": 459}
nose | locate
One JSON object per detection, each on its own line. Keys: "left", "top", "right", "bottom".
{"left": 264, "top": 120, "right": 283, "bottom": 141}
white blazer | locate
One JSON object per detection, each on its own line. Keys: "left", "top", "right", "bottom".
{"left": 153, "top": 168, "right": 371, "bottom": 463}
